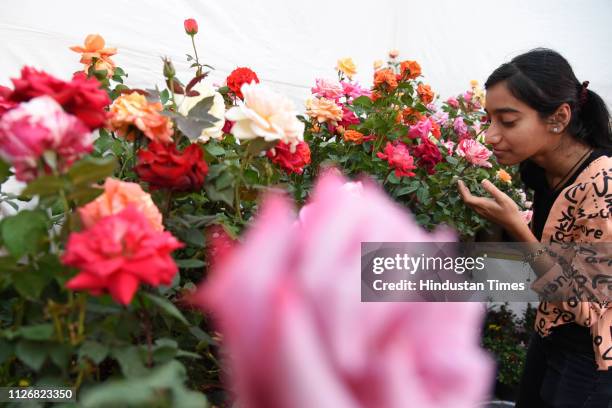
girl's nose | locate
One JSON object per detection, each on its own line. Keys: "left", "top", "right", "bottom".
{"left": 485, "top": 126, "right": 501, "bottom": 145}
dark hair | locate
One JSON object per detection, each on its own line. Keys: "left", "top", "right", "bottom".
{"left": 485, "top": 48, "right": 612, "bottom": 149}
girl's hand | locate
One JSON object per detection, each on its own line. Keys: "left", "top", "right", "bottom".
{"left": 457, "top": 179, "right": 532, "bottom": 240}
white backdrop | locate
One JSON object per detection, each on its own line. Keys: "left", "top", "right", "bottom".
{"left": 1, "top": 0, "right": 611, "bottom": 107}
{"left": 1, "top": 0, "right": 611, "bottom": 216}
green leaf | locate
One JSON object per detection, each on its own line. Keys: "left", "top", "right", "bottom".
{"left": 203, "top": 143, "right": 225, "bottom": 157}
{"left": 49, "top": 343, "right": 72, "bottom": 370}
{"left": 79, "top": 341, "right": 109, "bottom": 365}
{"left": 142, "top": 293, "right": 189, "bottom": 326}
{"left": 204, "top": 184, "right": 234, "bottom": 206}
{"left": 446, "top": 155, "right": 458, "bottom": 165}
{"left": 352, "top": 96, "right": 373, "bottom": 108}
{"left": 175, "top": 259, "right": 205, "bottom": 269}
{"left": 188, "top": 96, "right": 215, "bottom": 120}
{"left": 188, "top": 326, "right": 214, "bottom": 345}
{"left": 19, "top": 324, "right": 54, "bottom": 340}
{"left": 0, "top": 159, "right": 12, "bottom": 184}
{"left": 215, "top": 171, "right": 234, "bottom": 191}
{"left": 0, "top": 339, "right": 14, "bottom": 363}
{"left": 246, "top": 138, "right": 276, "bottom": 155}
{"left": 1, "top": 210, "right": 48, "bottom": 259}
{"left": 112, "top": 346, "right": 147, "bottom": 378}
{"left": 180, "top": 228, "right": 205, "bottom": 248}
{"left": 160, "top": 89, "right": 170, "bottom": 105}
{"left": 67, "top": 156, "right": 117, "bottom": 187}
{"left": 80, "top": 360, "right": 209, "bottom": 408}
{"left": 416, "top": 214, "right": 431, "bottom": 225}
{"left": 243, "top": 168, "right": 259, "bottom": 185}
{"left": 11, "top": 256, "right": 56, "bottom": 299}
{"left": 15, "top": 340, "right": 47, "bottom": 370}
{"left": 170, "top": 114, "right": 214, "bottom": 141}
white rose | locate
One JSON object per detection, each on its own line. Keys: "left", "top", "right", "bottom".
{"left": 225, "top": 83, "right": 304, "bottom": 149}
{"left": 178, "top": 82, "right": 225, "bottom": 143}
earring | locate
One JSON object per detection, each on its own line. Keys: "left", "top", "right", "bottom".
{"left": 553, "top": 127, "right": 559, "bottom": 133}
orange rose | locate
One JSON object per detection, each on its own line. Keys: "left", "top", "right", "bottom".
{"left": 400, "top": 60, "right": 422, "bottom": 80}
{"left": 431, "top": 121, "right": 441, "bottom": 139}
{"left": 343, "top": 129, "right": 364, "bottom": 144}
{"left": 108, "top": 92, "right": 174, "bottom": 143}
{"left": 305, "top": 97, "right": 343, "bottom": 124}
{"left": 79, "top": 178, "right": 164, "bottom": 231}
{"left": 70, "top": 34, "right": 117, "bottom": 77}
{"left": 373, "top": 69, "right": 398, "bottom": 91}
{"left": 370, "top": 91, "right": 382, "bottom": 102}
{"left": 401, "top": 107, "right": 423, "bottom": 125}
{"left": 496, "top": 169, "right": 512, "bottom": 183}
{"left": 417, "top": 84, "right": 434, "bottom": 105}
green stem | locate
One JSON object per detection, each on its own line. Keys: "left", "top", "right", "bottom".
{"left": 191, "top": 36, "right": 201, "bottom": 76}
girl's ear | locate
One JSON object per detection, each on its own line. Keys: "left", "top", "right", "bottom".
{"left": 547, "top": 103, "right": 571, "bottom": 133}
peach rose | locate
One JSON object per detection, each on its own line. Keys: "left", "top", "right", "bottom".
{"left": 108, "top": 92, "right": 174, "bottom": 143}
{"left": 388, "top": 49, "right": 400, "bottom": 59}
{"left": 400, "top": 60, "right": 422, "bottom": 79}
{"left": 79, "top": 178, "right": 164, "bottom": 231}
{"left": 343, "top": 129, "right": 364, "bottom": 144}
{"left": 70, "top": 34, "right": 117, "bottom": 77}
{"left": 417, "top": 83, "right": 434, "bottom": 105}
{"left": 373, "top": 60, "right": 384, "bottom": 70}
{"left": 305, "top": 97, "right": 343, "bottom": 125}
{"left": 373, "top": 69, "right": 398, "bottom": 91}
{"left": 336, "top": 58, "right": 357, "bottom": 79}
{"left": 496, "top": 169, "right": 512, "bottom": 183}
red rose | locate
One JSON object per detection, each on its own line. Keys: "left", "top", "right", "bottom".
{"left": 0, "top": 86, "right": 17, "bottom": 117}
{"left": 205, "top": 224, "right": 236, "bottom": 271}
{"left": 222, "top": 119, "right": 234, "bottom": 134}
{"left": 412, "top": 138, "right": 442, "bottom": 175}
{"left": 226, "top": 67, "right": 260, "bottom": 99}
{"left": 266, "top": 141, "right": 311, "bottom": 175}
{"left": 63, "top": 206, "right": 183, "bottom": 305}
{"left": 184, "top": 18, "right": 198, "bottom": 35}
{"left": 9, "top": 67, "right": 110, "bottom": 130}
{"left": 135, "top": 142, "right": 208, "bottom": 191}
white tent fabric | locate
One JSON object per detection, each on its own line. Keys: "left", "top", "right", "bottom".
{"left": 1, "top": 0, "right": 611, "bottom": 107}
{"left": 1, "top": 0, "right": 611, "bottom": 216}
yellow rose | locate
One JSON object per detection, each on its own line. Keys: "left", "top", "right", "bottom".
{"left": 336, "top": 58, "right": 357, "bottom": 79}
{"left": 470, "top": 79, "right": 479, "bottom": 89}
{"left": 373, "top": 60, "right": 384, "bottom": 70}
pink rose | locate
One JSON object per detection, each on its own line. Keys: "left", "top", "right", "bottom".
{"left": 0, "top": 96, "right": 92, "bottom": 181}
{"left": 63, "top": 206, "right": 183, "bottom": 305}
{"left": 463, "top": 91, "right": 473, "bottom": 103}
{"left": 311, "top": 78, "right": 344, "bottom": 101}
{"left": 453, "top": 117, "right": 470, "bottom": 139}
{"left": 198, "top": 172, "right": 493, "bottom": 408}
{"left": 442, "top": 139, "right": 455, "bottom": 154}
{"left": 431, "top": 110, "right": 450, "bottom": 128}
{"left": 446, "top": 97, "right": 459, "bottom": 108}
{"left": 456, "top": 138, "right": 493, "bottom": 168}
{"left": 408, "top": 116, "right": 433, "bottom": 139}
{"left": 377, "top": 142, "right": 417, "bottom": 177}
{"left": 340, "top": 81, "right": 371, "bottom": 100}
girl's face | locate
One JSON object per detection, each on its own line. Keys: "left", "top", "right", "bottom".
{"left": 484, "top": 82, "right": 554, "bottom": 165}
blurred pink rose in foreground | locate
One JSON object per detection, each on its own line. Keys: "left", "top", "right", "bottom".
{"left": 198, "top": 172, "right": 493, "bottom": 408}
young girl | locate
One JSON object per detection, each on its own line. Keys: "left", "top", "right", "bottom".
{"left": 457, "top": 49, "right": 612, "bottom": 407}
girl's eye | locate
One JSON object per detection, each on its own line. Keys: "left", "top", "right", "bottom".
{"left": 501, "top": 120, "right": 516, "bottom": 127}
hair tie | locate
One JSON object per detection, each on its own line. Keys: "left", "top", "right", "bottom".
{"left": 579, "top": 81, "right": 589, "bottom": 106}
